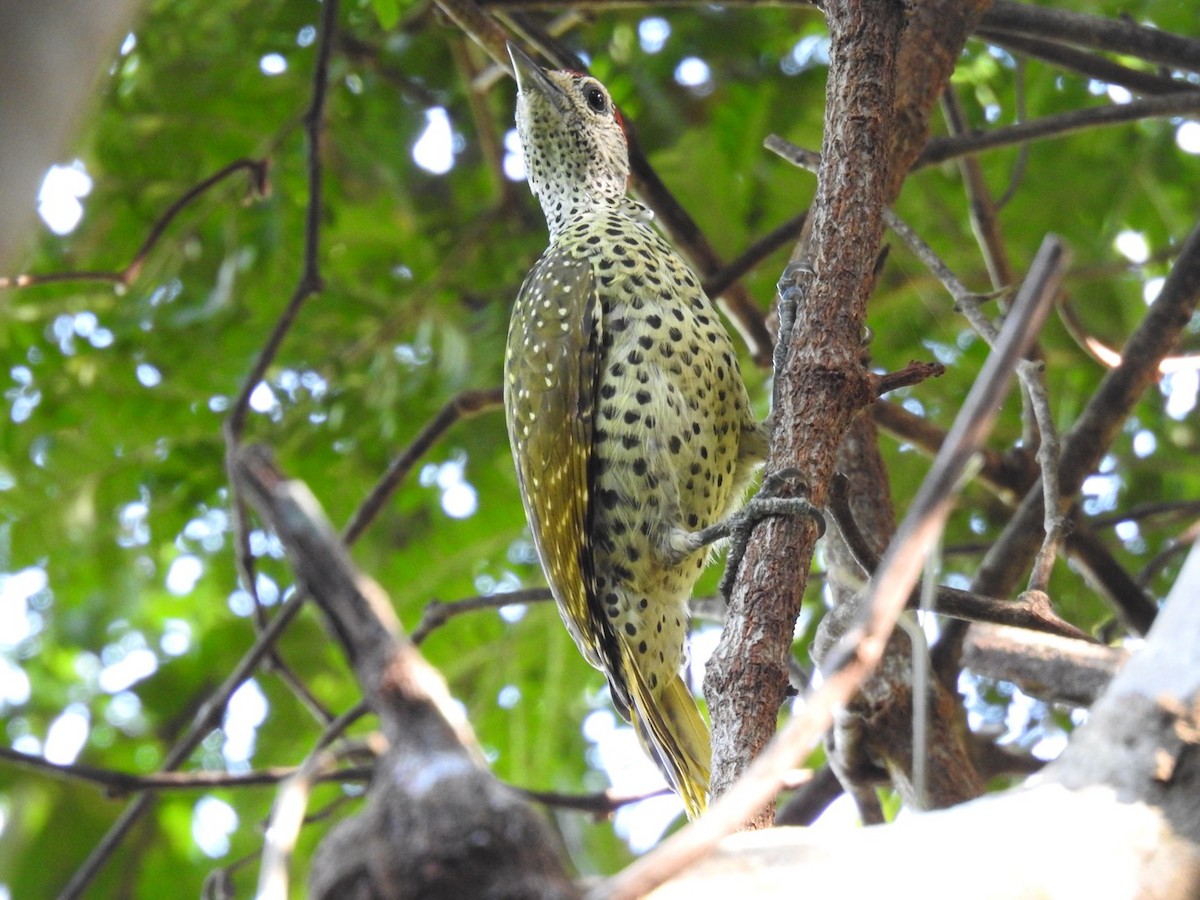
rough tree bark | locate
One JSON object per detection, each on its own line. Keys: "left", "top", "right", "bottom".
{"left": 233, "top": 447, "right": 577, "bottom": 900}
{"left": 653, "top": 540, "right": 1200, "bottom": 897}
{"left": 703, "top": 0, "right": 903, "bottom": 818}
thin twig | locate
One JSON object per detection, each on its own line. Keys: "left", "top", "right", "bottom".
{"left": 1136, "top": 519, "right": 1200, "bottom": 590}
{"left": 1022, "top": 357, "right": 1067, "bottom": 594}
{"left": 0, "top": 744, "right": 375, "bottom": 795}
{"left": 223, "top": 8, "right": 336, "bottom": 443}
{"left": 871, "top": 360, "right": 946, "bottom": 397}
{"left": 450, "top": 36, "right": 513, "bottom": 206}
{"left": 0, "top": 158, "right": 269, "bottom": 289}
{"left": 344, "top": 387, "right": 503, "bottom": 544}
{"left": 257, "top": 750, "right": 336, "bottom": 900}
{"left": 976, "top": 29, "right": 1197, "bottom": 98}
{"left": 828, "top": 474, "right": 1091, "bottom": 641}
{"left": 336, "top": 33, "right": 442, "bottom": 107}
{"left": 516, "top": 785, "right": 671, "bottom": 817}
{"left": 941, "top": 87, "right": 1014, "bottom": 290}
{"left": 701, "top": 211, "right": 808, "bottom": 303}
{"left": 1090, "top": 499, "right": 1200, "bottom": 530}
{"left": 269, "top": 655, "right": 337, "bottom": 726}
{"left": 410, "top": 587, "right": 553, "bottom": 645}
{"left": 995, "top": 56, "right": 1029, "bottom": 211}
{"left": 770, "top": 95, "right": 1200, "bottom": 176}
{"left": 917, "top": 93, "right": 1200, "bottom": 169}
{"left": 1057, "top": 287, "right": 1200, "bottom": 376}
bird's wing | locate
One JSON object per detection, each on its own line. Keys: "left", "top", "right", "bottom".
{"left": 504, "top": 247, "right": 618, "bottom": 675}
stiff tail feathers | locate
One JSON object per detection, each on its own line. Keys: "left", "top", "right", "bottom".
{"left": 622, "top": 654, "right": 710, "bottom": 820}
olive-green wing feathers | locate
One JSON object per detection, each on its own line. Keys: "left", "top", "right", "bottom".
{"left": 504, "top": 248, "right": 609, "bottom": 669}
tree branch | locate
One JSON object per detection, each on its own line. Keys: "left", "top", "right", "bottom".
{"left": 973, "top": 217, "right": 1200, "bottom": 600}
{"left": 979, "top": 0, "right": 1200, "bottom": 73}
{"left": 976, "top": 29, "right": 1200, "bottom": 97}
{"left": 232, "top": 446, "right": 577, "bottom": 899}
{"left": 961, "top": 624, "right": 1128, "bottom": 708}
{"left": 701, "top": 0, "right": 904, "bottom": 820}
{"left": 0, "top": 158, "right": 269, "bottom": 289}
{"left": 410, "top": 587, "right": 553, "bottom": 645}
{"left": 343, "top": 387, "right": 503, "bottom": 544}
{"left": 828, "top": 474, "right": 1092, "bottom": 642}
{"left": 918, "top": 93, "right": 1200, "bottom": 168}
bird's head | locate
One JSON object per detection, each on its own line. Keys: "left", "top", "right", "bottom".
{"left": 509, "top": 43, "right": 629, "bottom": 233}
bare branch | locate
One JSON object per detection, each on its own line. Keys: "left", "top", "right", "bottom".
{"left": 979, "top": 0, "right": 1200, "bottom": 73}
{"left": 941, "top": 87, "right": 1015, "bottom": 290}
{"left": 703, "top": 0, "right": 903, "bottom": 818}
{"left": 258, "top": 750, "right": 336, "bottom": 900}
{"left": 828, "top": 474, "right": 1092, "bottom": 642}
{"left": 976, "top": 29, "right": 1200, "bottom": 97}
{"left": 918, "top": 93, "right": 1200, "bottom": 169}
{"left": 962, "top": 624, "right": 1128, "bottom": 707}
{"left": 518, "top": 785, "right": 671, "bottom": 817}
{"left": 974, "top": 217, "right": 1200, "bottom": 599}
{"left": 410, "top": 587, "right": 553, "bottom": 645}
{"left": 871, "top": 360, "right": 946, "bottom": 397}
{"left": 701, "top": 211, "right": 808, "bottom": 305}
{"left": 232, "top": 446, "right": 577, "bottom": 899}
{"left": 0, "top": 158, "right": 269, "bottom": 290}
{"left": 344, "top": 388, "right": 503, "bottom": 544}
{"left": 222, "top": 0, "right": 337, "bottom": 443}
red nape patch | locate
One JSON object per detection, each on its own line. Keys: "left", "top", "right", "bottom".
{"left": 613, "top": 106, "right": 627, "bottom": 135}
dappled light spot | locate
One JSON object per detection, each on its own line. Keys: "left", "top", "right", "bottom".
{"left": 638, "top": 17, "right": 670, "bottom": 54}
{"left": 99, "top": 646, "right": 158, "bottom": 693}
{"left": 420, "top": 453, "right": 479, "bottom": 519}
{"left": 0, "top": 567, "right": 47, "bottom": 648}
{"left": 136, "top": 362, "right": 162, "bottom": 387}
{"left": 413, "top": 107, "right": 456, "bottom": 175}
{"left": 1177, "top": 120, "right": 1200, "bottom": 155}
{"left": 37, "top": 161, "right": 92, "bottom": 236}
{"left": 259, "top": 53, "right": 287, "bottom": 76}
{"left": 1113, "top": 230, "right": 1149, "bottom": 264}
{"left": 503, "top": 128, "right": 526, "bottom": 181}
{"left": 674, "top": 57, "right": 712, "bottom": 95}
{"left": 1164, "top": 368, "right": 1199, "bottom": 420}
{"left": 44, "top": 703, "right": 90, "bottom": 765}
{"left": 223, "top": 680, "right": 269, "bottom": 768}
{"left": 192, "top": 796, "right": 238, "bottom": 858}
{"left": 166, "top": 554, "right": 203, "bottom": 595}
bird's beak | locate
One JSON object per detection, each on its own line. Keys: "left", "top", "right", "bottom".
{"left": 508, "top": 42, "right": 568, "bottom": 112}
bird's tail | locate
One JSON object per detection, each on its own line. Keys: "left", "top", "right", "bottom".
{"left": 623, "top": 655, "right": 710, "bottom": 820}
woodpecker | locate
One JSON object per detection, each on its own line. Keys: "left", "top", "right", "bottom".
{"left": 504, "top": 44, "right": 801, "bottom": 819}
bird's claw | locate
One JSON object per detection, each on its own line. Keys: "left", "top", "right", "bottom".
{"left": 718, "top": 470, "right": 826, "bottom": 599}
{"left": 773, "top": 261, "right": 815, "bottom": 390}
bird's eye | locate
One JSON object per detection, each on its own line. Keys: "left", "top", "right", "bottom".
{"left": 584, "top": 85, "right": 608, "bottom": 113}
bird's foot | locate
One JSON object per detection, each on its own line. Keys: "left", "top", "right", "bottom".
{"left": 773, "top": 261, "right": 815, "bottom": 378}
{"left": 714, "top": 468, "right": 825, "bottom": 599}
